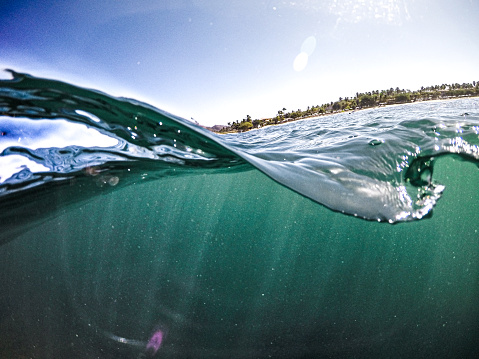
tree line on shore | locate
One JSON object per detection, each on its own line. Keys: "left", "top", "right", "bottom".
{"left": 217, "top": 81, "right": 479, "bottom": 133}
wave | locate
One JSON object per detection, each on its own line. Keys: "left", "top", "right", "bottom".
{"left": 1, "top": 70, "right": 479, "bottom": 241}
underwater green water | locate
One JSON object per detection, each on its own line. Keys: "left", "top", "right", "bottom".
{"left": 1, "top": 156, "right": 478, "bottom": 358}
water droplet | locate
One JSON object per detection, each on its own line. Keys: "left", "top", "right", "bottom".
{"left": 368, "top": 139, "right": 384, "bottom": 146}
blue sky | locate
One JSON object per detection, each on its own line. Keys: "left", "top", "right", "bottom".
{"left": 1, "top": 0, "right": 478, "bottom": 126}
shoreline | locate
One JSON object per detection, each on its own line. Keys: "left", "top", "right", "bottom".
{"left": 216, "top": 94, "right": 479, "bottom": 134}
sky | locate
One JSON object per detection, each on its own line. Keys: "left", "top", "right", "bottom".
{"left": 1, "top": 0, "right": 479, "bottom": 126}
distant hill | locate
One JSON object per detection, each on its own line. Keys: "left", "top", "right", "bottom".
{"left": 203, "top": 124, "right": 227, "bottom": 132}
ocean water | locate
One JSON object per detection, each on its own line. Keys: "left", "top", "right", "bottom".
{"left": 0, "top": 71, "right": 478, "bottom": 358}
